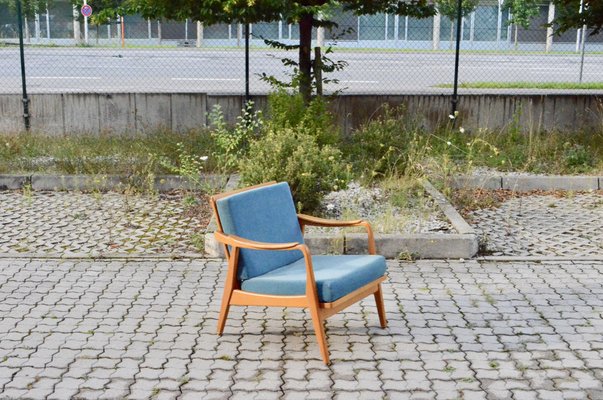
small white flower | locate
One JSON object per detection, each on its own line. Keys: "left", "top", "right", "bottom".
{"left": 459, "top": 127, "right": 465, "bottom": 133}
{"left": 448, "top": 114, "right": 455, "bottom": 120}
{"left": 200, "top": 156, "right": 209, "bottom": 161}
{"left": 446, "top": 141, "right": 452, "bottom": 146}
{"left": 326, "top": 204, "right": 335, "bottom": 211}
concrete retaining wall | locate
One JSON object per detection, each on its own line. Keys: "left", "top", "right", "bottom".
{"left": 1, "top": 93, "right": 601, "bottom": 135}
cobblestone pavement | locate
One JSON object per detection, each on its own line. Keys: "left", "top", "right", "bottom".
{"left": 0, "top": 192, "right": 207, "bottom": 256}
{"left": 1, "top": 258, "right": 603, "bottom": 399}
{"left": 468, "top": 192, "right": 603, "bottom": 257}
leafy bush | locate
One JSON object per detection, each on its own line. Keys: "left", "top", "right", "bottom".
{"left": 209, "top": 102, "right": 262, "bottom": 173}
{"left": 563, "top": 142, "right": 594, "bottom": 171}
{"left": 239, "top": 126, "right": 350, "bottom": 212}
{"left": 266, "top": 91, "right": 340, "bottom": 147}
{"left": 234, "top": 92, "right": 348, "bottom": 212}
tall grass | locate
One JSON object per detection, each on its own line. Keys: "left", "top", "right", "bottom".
{"left": 343, "top": 105, "right": 603, "bottom": 180}
{"left": 0, "top": 129, "right": 217, "bottom": 175}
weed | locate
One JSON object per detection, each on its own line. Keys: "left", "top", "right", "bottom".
{"left": 397, "top": 251, "right": 414, "bottom": 261}
{"left": 21, "top": 182, "right": 33, "bottom": 200}
{"left": 209, "top": 101, "right": 262, "bottom": 174}
{"left": 219, "top": 355, "right": 233, "bottom": 361}
{"left": 189, "top": 233, "right": 205, "bottom": 253}
{"left": 477, "top": 284, "right": 496, "bottom": 305}
{"left": 489, "top": 361, "right": 500, "bottom": 369}
{"left": 157, "top": 142, "right": 208, "bottom": 191}
{"left": 0, "top": 129, "right": 217, "bottom": 175}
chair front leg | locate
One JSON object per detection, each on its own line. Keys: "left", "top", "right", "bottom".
{"left": 217, "top": 247, "right": 240, "bottom": 335}
{"left": 301, "top": 245, "right": 330, "bottom": 364}
{"left": 308, "top": 300, "right": 330, "bottom": 365}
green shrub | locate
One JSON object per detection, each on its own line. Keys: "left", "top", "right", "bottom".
{"left": 239, "top": 126, "right": 350, "bottom": 212}
{"left": 209, "top": 102, "right": 262, "bottom": 173}
{"left": 266, "top": 91, "right": 340, "bottom": 147}
{"left": 236, "top": 92, "right": 347, "bottom": 212}
{"left": 563, "top": 142, "right": 594, "bottom": 172}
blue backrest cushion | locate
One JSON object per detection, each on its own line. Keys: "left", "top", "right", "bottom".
{"left": 216, "top": 182, "right": 305, "bottom": 281}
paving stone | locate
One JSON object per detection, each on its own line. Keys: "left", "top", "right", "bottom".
{"left": 0, "top": 255, "right": 602, "bottom": 399}
{"left": 0, "top": 192, "right": 205, "bottom": 256}
{"left": 469, "top": 192, "right": 603, "bottom": 257}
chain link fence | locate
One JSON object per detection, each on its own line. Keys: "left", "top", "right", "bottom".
{"left": 1, "top": 1, "right": 602, "bottom": 95}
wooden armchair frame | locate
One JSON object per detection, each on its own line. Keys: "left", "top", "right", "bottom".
{"left": 210, "top": 182, "right": 387, "bottom": 364}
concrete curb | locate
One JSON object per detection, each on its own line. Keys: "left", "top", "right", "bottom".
{"left": 0, "top": 252, "right": 208, "bottom": 260}
{"left": 204, "top": 175, "right": 240, "bottom": 258}
{"left": 0, "top": 173, "right": 227, "bottom": 192}
{"left": 450, "top": 174, "right": 603, "bottom": 191}
{"left": 479, "top": 256, "right": 603, "bottom": 262}
{"left": 204, "top": 179, "right": 479, "bottom": 260}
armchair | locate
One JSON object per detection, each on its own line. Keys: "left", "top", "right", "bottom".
{"left": 210, "top": 181, "right": 387, "bottom": 364}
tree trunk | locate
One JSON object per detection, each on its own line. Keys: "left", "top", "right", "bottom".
{"left": 298, "top": 12, "right": 314, "bottom": 104}
{"left": 449, "top": 20, "right": 454, "bottom": 50}
{"left": 514, "top": 24, "right": 518, "bottom": 50}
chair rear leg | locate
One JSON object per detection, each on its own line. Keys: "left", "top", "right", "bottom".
{"left": 308, "top": 304, "right": 330, "bottom": 364}
{"left": 374, "top": 284, "right": 388, "bottom": 328}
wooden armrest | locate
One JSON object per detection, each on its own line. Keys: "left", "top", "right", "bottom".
{"left": 297, "top": 213, "right": 365, "bottom": 228}
{"left": 213, "top": 231, "right": 301, "bottom": 251}
{"left": 297, "top": 214, "right": 376, "bottom": 255}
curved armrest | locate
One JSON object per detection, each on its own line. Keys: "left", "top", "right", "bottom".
{"left": 297, "top": 214, "right": 376, "bottom": 255}
{"left": 214, "top": 231, "right": 319, "bottom": 297}
{"left": 213, "top": 231, "right": 301, "bottom": 251}
{"left": 297, "top": 213, "right": 364, "bottom": 228}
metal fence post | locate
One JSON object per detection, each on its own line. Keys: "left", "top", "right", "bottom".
{"left": 451, "top": 0, "right": 463, "bottom": 122}
{"left": 245, "top": 23, "right": 250, "bottom": 102}
{"left": 16, "top": 0, "right": 30, "bottom": 131}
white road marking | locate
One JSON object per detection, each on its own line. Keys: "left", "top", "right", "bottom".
{"left": 171, "top": 78, "right": 241, "bottom": 81}
{"left": 29, "top": 76, "right": 101, "bottom": 79}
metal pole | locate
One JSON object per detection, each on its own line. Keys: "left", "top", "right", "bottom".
{"left": 45, "top": 3, "right": 50, "bottom": 40}
{"left": 83, "top": 0, "right": 89, "bottom": 44}
{"left": 451, "top": 0, "right": 463, "bottom": 120}
{"left": 579, "top": 26, "right": 587, "bottom": 83}
{"left": 120, "top": 16, "right": 125, "bottom": 48}
{"left": 578, "top": 0, "right": 587, "bottom": 83}
{"left": 16, "top": 0, "right": 30, "bottom": 131}
{"left": 245, "top": 22, "right": 250, "bottom": 102}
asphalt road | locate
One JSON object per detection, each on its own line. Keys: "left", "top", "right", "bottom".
{"left": 0, "top": 47, "right": 601, "bottom": 94}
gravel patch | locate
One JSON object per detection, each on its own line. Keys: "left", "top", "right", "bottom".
{"left": 307, "top": 182, "right": 454, "bottom": 234}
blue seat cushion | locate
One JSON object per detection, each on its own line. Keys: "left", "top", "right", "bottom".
{"left": 240, "top": 255, "right": 386, "bottom": 303}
